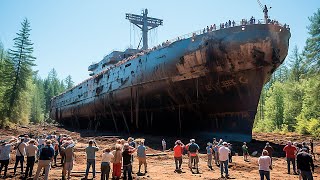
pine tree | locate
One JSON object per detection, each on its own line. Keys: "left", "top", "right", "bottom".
{"left": 65, "top": 75, "right": 74, "bottom": 89}
{"left": 5, "top": 18, "right": 36, "bottom": 119}
{"left": 303, "top": 8, "right": 320, "bottom": 73}
{"left": 289, "top": 46, "right": 305, "bottom": 81}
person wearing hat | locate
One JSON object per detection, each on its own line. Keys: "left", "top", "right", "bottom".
{"left": 219, "top": 142, "right": 230, "bottom": 178}
{"left": 297, "top": 148, "right": 314, "bottom": 180}
{"left": 0, "top": 139, "right": 14, "bottom": 178}
{"left": 264, "top": 142, "right": 274, "bottom": 165}
{"left": 13, "top": 137, "right": 27, "bottom": 176}
{"left": 206, "top": 142, "right": 213, "bottom": 170}
{"left": 34, "top": 140, "right": 54, "bottom": 180}
{"left": 173, "top": 140, "right": 184, "bottom": 172}
{"left": 242, "top": 142, "right": 249, "bottom": 161}
{"left": 188, "top": 139, "right": 200, "bottom": 173}
{"left": 283, "top": 141, "right": 298, "bottom": 175}
{"left": 85, "top": 140, "right": 99, "bottom": 179}
{"left": 25, "top": 139, "right": 38, "bottom": 178}
{"left": 122, "top": 143, "right": 135, "bottom": 180}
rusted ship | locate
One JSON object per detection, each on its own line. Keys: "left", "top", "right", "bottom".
{"left": 50, "top": 8, "right": 291, "bottom": 141}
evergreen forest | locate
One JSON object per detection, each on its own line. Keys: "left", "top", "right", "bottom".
{"left": 0, "top": 9, "right": 319, "bottom": 137}
{"left": 0, "top": 19, "right": 74, "bottom": 127}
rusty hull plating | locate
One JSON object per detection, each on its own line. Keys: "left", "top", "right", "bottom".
{"left": 50, "top": 24, "right": 290, "bottom": 142}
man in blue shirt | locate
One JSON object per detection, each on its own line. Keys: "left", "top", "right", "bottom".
{"left": 85, "top": 140, "right": 99, "bottom": 179}
{"left": 137, "top": 141, "right": 147, "bottom": 174}
{"left": 34, "top": 140, "right": 54, "bottom": 180}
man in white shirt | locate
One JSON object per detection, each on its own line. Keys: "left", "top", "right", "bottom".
{"left": 219, "top": 142, "right": 230, "bottom": 178}
{"left": 25, "top": 139, "right": 38, "bottom": 178}
{"left": 101, "top": 148, "right": 114, "bottom": 180}
{"left": 13, "top": 138, "right": 27, "bottom": 175}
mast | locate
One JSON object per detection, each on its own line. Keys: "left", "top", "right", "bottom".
{"left": 126, "top": 9, "right": 163, "bottom": 50}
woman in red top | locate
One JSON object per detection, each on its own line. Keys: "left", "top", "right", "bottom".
{"left": 173, "top": 140, "right": 184, "bottom": 172}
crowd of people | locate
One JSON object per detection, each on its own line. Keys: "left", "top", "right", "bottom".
{"left": 0, "top": 133, "right": 317, "bottom": 180}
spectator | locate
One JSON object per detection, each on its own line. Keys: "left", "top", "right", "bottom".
{"left": 85, "top": 140, "right": 99, "bottom": 179}
{"left": 112, "top": 144, "right": 122, "bottom": 180}
{"left": 242, "top": 142, "right": 249, "bottom": 161}
{"left": 0, "top": 139, "right": 14, "bottom": 178}
{"left": 206, "top": 142, "right": 213, "bottom": 170}
{"left": 122, "top": 143, "right": 135, "bottom": 180}
{"left": 162, "top": 139, "right": 166, "bottom": 152}
{"left": 258, "top": 150, "right": 271, "bottom": 180}
{"left": 283, "top": 141, "right": 298, "bottom": 175}
{"left": 219, "top": 142, "right": 230, "bottom": 178}
{"left": 101, "top": 148, "right": 114, "bottom": 180}
{"left": 34, "top": 140, "right": 54, "bottom": 180}
{"left": 173, "top": 140, "right": 184, "bottom": 172}
{"left": 302, "top": 142, "right": 310, "bottom": 153}
{"left": 264, "top": 142, "right": 274, "bottom": 164}
{"left": 53, "top": 139, "right": 59, "bottom": 166}
{"left": 61, "top": 141, "right": 75, "bottom": 180}
{"left": 213, "top": 143, "right": 220, "bottom": 166}
{"left": 297, "top": 148, "right": 314, "bottom": 180}
{"left": 137, "top": 141, "right": 147, "bottom": 174}
{"left": 228, "top": 143, "right": 233, "bottom": 163}
{"left": 309, "top": 139, "right": 315, "bottom": 160}
{"left": 13, "top": 137, "right": 27, "bottom": 175}
{"left": 25, "top": 139, "right": 38, "bottom": 178}
{"left": 188, "top": 139, "right": 200, "bottom": 173}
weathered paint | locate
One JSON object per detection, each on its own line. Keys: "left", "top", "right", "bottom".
{"left": 50, "top": 24, "right": 290, "bottom": 142}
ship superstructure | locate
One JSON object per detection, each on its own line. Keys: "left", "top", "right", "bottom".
{"left": 50, "top": 8, "right": 291, "bottom": 141}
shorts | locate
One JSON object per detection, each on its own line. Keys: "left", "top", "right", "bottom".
{"left": 138, "top": 157, "right": 147, "bottom": 165}
{"left": 64, "top": 161, "right": 73, "bottom": 171}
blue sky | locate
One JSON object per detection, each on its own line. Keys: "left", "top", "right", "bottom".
{"left": 0, "top": 0, "right": 319, "bottom": 84}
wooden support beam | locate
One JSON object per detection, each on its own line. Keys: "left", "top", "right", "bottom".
{"left": 122, "top": 112, "right": 130, "bottom": 135}
{"left": 109, "top": 104, "right": 118, "bottom": 133}
{"left": 178, "top": 105, "right": 181, "bottom": 136}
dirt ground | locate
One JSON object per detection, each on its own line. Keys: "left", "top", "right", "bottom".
{"left": 0, "top": 125, "right": 319, "bottom": 180}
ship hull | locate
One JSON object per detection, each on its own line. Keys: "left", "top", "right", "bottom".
{"left": 50, "top": 24, "right": 290, "bottom": 141}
